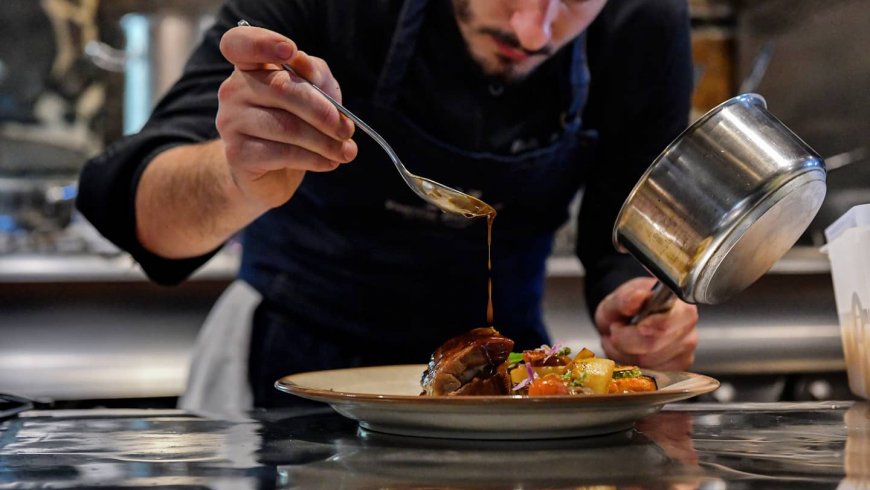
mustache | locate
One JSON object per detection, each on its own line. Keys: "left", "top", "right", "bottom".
{"left": 479, "top": 27, "right": 553, "bottom": 57}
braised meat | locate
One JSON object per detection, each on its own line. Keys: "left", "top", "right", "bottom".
{"left": 421, "top": 327, "right": 514, "bottom": 396}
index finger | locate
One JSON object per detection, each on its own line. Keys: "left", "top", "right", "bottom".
{"left": 220, "top": 25, "right": 297, "bottom": 71}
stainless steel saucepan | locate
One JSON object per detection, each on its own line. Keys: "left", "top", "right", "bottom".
{"left": 613, "top": 93, "right": 827, "bottom": 320}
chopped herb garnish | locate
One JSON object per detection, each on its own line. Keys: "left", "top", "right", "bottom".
{"left": 612, "top": 367, "right": 643, "bottom": 379}
{"left": 570, "top": 373, "right": 588, "bottom": 388}
{"left": 507, "top": 352, "right": 524, "bottom": 364}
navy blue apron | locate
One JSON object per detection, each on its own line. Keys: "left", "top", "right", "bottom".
{"left": 241, "top": 0, "right": 597, "bottom": 406}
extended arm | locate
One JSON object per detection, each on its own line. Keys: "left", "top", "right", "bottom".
{"left": 135, "top": 26, "right": 356, "bottom": 259}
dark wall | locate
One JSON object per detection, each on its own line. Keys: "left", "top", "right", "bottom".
{"left": 734, "top": 0, "right": 870, "bottom": 245}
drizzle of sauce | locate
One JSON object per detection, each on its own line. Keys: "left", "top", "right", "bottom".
{"left": 486, "top": 211, "right": 495, "bottom": 326}
{"left": 418, "top": 177, "right": 497, "bottom": 326}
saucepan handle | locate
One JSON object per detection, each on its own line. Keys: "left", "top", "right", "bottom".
{"left": 629, "top": 281, "right": 677, "bottom": 325}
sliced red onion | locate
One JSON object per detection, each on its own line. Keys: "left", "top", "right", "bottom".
{"left": 511, "top": 362, "right": 538, "bottom": 391}
{"left": 544, "top": 342, "right": 564, "bottom": 362}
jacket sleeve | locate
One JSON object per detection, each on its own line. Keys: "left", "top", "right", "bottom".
{"left": 75, "top": 0, "right": 316, "bottom": 285}
{"left": 577, "top": 0, "right": 694, "bottom": 315}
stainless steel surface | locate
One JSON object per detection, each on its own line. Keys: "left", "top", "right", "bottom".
{"left": 0, "top": 280, "right": 229, "bottom": 401}
{"left": 236, "top": 20, "right": 495, "bottom": 219}
{"left": 614, "top": 93, "right": 827, "bottom": 305}
{"left": 0, "top": 224, "right": 239, "bottom": 400}
{"left": 0, "top": 252, "right": 239, "bottom": 283}
{"left": 2, "top": 403, "right": 867, "bottom": 488}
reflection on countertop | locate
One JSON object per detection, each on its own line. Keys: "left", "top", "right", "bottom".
{"left": 0, "top": 402, "right": 867, "bottom": 488}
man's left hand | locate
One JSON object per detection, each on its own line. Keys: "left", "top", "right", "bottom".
{"left": 594, "top": 277, "right": 698, "bottom": 371}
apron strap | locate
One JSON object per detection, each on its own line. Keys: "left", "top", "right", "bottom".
{"left": 373, "top": 0, "right": 432, "bottom": 108}
{"left": 562, "top": 32, "right": 590, "bottom": 133}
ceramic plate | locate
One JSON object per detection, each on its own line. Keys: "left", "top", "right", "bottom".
{"left": 275, "top": 365, "right": 719, "bottom": 440}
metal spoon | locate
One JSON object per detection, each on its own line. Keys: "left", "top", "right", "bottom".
{"left": 237, "top": 20, "right": 495, "bottom": 219}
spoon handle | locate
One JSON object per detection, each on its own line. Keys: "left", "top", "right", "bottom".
{"left": 278, "top": 63, "right": 386, "bottom": 149}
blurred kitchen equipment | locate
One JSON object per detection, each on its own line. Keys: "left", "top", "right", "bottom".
{"left": 822, "top": 204, "right": 870, "bottom": 400}
{"left": 0, "top": 1, "right": 56, "bottom": 123}
{"left": 734, "top": 0, "right": 870, "bottom": 248}
{"left": 236, "top": 20, "right": 495, "bottom": 219}
{"left": 89, "top": 4, "right": 218, "bottom": 136}
{"left": 825, "top": 147, "right": 867, "bottom": 173}
{"left": 688, "top": 1, "right": 736, "bottom": 117}
{"left": 0, "top": 1, "right": 105, "bottom": 235}
{"left": 613, "top": 93, "right": 827, "bottom": 319}
{"left": 0, "top": 175, "right": 77, "bottom": 233}
{"left": 0, "top": 126, "right": 93, "bottom": 233}
{"left": 0, "top": 393, "right": 33, "bottom": 422}
{"left": 738, "top": 41, "right": 774, "bottom": 94}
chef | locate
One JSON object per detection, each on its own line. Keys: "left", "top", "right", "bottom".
{"left": 77, "top": 0, "right": 699, "bottom": 412}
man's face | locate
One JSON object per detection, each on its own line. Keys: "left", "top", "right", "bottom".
{"left": 452, "top": 0, "right": 608, "bottom": 80}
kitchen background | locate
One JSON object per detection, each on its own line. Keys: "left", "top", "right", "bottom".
{"left": 0, "top": 0, "right": 867, "bottom": 407}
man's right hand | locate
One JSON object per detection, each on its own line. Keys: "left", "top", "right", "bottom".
{"left": 216, "top": 25, "right": 357, "bottom": 209}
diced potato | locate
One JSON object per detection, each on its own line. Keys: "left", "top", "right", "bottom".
{"left": 573, "top": 347, "right": 596, "bottom": 362}
{"left": 572, "top": 358, "right": 615, "bottom": 394}
{"left": 510, "top": 366, "right": 528, "bottom": 385}
{"left": 510, "top": 365, "right": 567, "bottom": 386}
{"left": 533, "top": 365, "right": 568, "bottom": 378}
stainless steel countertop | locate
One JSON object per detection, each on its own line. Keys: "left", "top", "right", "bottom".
{"left": 1, "top": 402, "right": 867, "bottom": 488}
{"left": 0, "top": 249, "right": 240, "bottom": 283}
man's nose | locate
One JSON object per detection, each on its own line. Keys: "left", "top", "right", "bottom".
{"left": 510, "top": 0, "right": 558, "bottom": 51}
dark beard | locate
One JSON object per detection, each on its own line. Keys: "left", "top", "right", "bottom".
{"left": 452, "top": 0, "right": 471, "bottom": 23}
{"left": 449, "top": 0, "right": 537, "bottom": 82}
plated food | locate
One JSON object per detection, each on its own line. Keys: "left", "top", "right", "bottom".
{"left": 275, "top": 364, "right": 719, "bottom": 439}
{"left": 420, "top": 327, "right": 657, "bottom": 397}
{"left": 275, "top": 328, "right": 718, "bottom": 439}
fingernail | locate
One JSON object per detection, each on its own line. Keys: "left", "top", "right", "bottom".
{"left": 275, "top": 41, "right": 294, "bottom": 60}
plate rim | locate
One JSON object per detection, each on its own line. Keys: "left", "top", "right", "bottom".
{"left": 274, "top": 364, "right": 720, "bottom": 406}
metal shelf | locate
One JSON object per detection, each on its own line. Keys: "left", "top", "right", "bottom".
{"left": 545, "top": 245, "right": 830, "bottom": 278}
